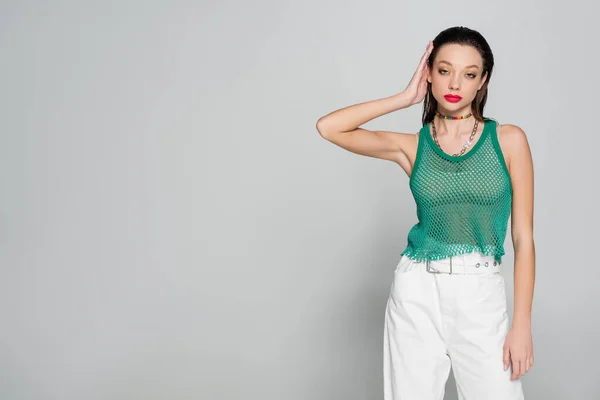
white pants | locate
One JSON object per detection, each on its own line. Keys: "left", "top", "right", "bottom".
{"left": 383, "top": 252, "right": 525, "bottom": 400}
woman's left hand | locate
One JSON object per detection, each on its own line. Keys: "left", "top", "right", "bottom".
{"left": 503, "top": 324, "right": 534, "bottom": 380}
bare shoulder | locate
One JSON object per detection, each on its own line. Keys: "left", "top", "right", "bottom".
{"left": 496, "top": 123, "right": 532, "bottom": 171}
{"left": 497, "top": 123, "right": 528, "bottom": 142}
{"left": 497, "top": 123, "right": 531, "bottom": 154}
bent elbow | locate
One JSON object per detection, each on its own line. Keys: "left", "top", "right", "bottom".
{"left": 316, "top": 118, "right": 333, "bottom": 138}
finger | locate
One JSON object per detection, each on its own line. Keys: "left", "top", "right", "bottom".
{"left": 411, "top": 62, "right": 428, "bottom": 87}
{"left": 503, "top": 346, "right": 510, "bottom": 371}
{"left": 419, "top": 41, "right": 433, "bottom": 67}
{"left": 419, "top": 65, "right": 429, "bottom": 83}
{"left": 418, "top": 79, "right": 426, "bottom": 95}
{"left": 423, "top": 40, "right": 432, "bottom": 53}
{"left": 511, "top": 358, "right": 520, "bottom": 380}
{"left": 517, "top": 360, "right": 525, "bottom": 379}
{"left": 417, "top": 52, "right": 428, "bottom": 72}
{"left": 426, "top": 40, "right": 434, "bottom": 55}
{"left": 422, "top": 45, "right": 433, "bottom": 65}
{"left": 518, "top": 360, "right": 525, "bottom": 379}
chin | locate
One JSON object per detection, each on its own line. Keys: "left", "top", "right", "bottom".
{"left": 437, "top": 101, "right": 464, "bottom": 111}
{"left": 436, "top": 98, "right": 470, "bottom": 111}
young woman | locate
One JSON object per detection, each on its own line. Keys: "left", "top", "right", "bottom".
{"left": 316, "top": 26, "right": 535, "bottom": 400}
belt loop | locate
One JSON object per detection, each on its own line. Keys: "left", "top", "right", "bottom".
{"left": 449, "top": 256, "right": 453, "bottom": 274}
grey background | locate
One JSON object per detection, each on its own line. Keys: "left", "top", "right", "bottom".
{"left": 1, "top": 1, "right": 599, "bottom": 399}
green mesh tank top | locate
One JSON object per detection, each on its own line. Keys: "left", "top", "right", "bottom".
{"left": 400, "top": 118, "right": 512, "bottom": 263}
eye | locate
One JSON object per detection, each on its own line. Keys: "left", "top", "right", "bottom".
{"left": 466, "top": 73, "right": 477, "bottom": 79}
{"left": 438, "top": 69, "right": 449, "bottom": 75}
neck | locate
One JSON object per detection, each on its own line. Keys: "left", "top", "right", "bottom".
{"left": 434, "top": 116, "right": 477, "bottom": 138}
{"left": 436, "top": 111, "right": 472, "bottom": 120}
{"left": 434, "top": 107, "right": 477, "bottom": 137}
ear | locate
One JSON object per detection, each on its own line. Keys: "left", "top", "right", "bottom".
{"left": 426, "top": 64, "right": 432, "bottom": 83}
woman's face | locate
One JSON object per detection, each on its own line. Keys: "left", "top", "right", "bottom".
{"left": 427, "top": 43, "right": 488, "bottom": 112}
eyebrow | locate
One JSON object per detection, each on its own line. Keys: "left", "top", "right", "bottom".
{"left": 437, "top": 60, "right": 480, "bottom": 69}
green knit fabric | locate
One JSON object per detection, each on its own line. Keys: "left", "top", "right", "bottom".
{"left": 400, "top": 118, "right": 512, "bottom": 263}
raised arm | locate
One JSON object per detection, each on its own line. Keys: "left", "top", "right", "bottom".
{"left": 316, "top": 93, "right": 416, "bottom": 164}
{"left": 316, "top": 41, "right": 433, "bottom": 167}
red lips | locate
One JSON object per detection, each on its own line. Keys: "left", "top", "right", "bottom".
{"left": 444, "top": 94, "right": 462, "bottom": 103}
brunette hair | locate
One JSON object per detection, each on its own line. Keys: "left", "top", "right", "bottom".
{"left": 422, "top": 26, "right": 494, "bottom": 126}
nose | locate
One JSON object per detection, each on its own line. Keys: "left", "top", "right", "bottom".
{"left": 449, "top": 76, "right": 460, "bottom": 90}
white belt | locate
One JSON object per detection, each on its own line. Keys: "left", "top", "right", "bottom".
{"left": 413, "top": 253, "right": 501, "bottom": 275}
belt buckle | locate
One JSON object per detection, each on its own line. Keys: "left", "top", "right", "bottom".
{"left": 426, "top": 257, "right": 453, "bottom": 274}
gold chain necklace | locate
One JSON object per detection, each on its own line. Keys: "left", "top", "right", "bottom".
{"left": 431, "top": 118, "right": 480, "bottom": 157}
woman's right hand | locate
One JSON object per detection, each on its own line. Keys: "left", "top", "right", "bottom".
{"left": 403, "top": 41, "right": 434, "bottom": 106}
